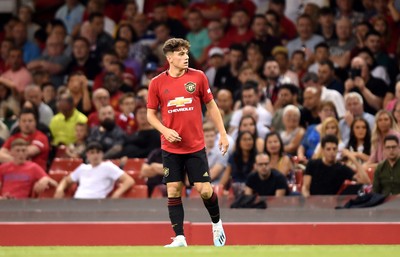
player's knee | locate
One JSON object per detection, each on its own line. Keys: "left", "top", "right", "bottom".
{"left": 167, "top": 183, "right": 182, "bottom": 197}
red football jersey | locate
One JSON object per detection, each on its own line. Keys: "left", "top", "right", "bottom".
{"left": 3, "top": 131, "right": 50, "bottom": 171}
{"left": 147, "top": 68, "right": 213, "bottom": 154}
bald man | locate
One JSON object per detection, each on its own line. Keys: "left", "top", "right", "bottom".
{"left": 216, "top": 89, "right": 233, "bottom": 130}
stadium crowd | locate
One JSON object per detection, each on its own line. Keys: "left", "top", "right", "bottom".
{"left": 1, "top": 0, "right": 400, "bottom": 199}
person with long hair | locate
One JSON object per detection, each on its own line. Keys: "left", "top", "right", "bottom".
{"left": 264, "top": 132, "right": 292, "bottom": 177}
{"left": 220, "top": 131, "right": 257, "bottom": 188}
{"left": 312, "top": 117, "right": 344, "bottom": 160}
{"left": 392, "top": 100, "right": 400, "bottom": 127}
{"left": 238, "top": 115, "right": 264, "bottom": 153}
{"left": 367, "top": 110, "right": 400, "bottom": 168}
{"left": 345, "top": 117, "right": 371, "bottom": 164}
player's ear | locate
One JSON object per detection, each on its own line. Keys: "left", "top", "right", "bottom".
{"left": 165, "top": 52, "right": 173, "bottom": 62}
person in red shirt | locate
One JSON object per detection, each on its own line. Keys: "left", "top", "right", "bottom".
{"left": 147, "top": 38, "right": 229, "bottom": 247}
{"left": 116, "top": 93, "right": 137, "bottom": 135}
{"left": 0, "top": 138, "right": 57, "bottom": 199}
{"left": 0, "top": 108, "right": 50, "bottom": 171}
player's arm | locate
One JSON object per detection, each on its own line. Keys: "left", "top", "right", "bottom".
{"left": 110, "top": 173, "right": 135, "bottom": 199}
{"left": 54, "top": 175, "right": 74, "bottom": 199}
{"left": 147, "top": 108, "right": 181, "bottom": 143}
{"left": 206, "top": 100, "right": 229, "bottom": 155}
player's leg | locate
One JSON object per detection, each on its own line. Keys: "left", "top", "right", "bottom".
{"left": 162, "top": 150, "right": 187, "bottom": 247}
{"left": 186, "top": 149, "right": 226, "bottom": 247}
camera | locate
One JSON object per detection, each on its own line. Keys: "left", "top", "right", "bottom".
{"left": 349, "top": 68, "right": 361, "bottom": 79}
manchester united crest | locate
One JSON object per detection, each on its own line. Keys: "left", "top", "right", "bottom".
{"left": 163, "top": 167, "right": 170, "bottom": 177}
{"left": 184, "top": 82, "right": 196, "bottom": 93}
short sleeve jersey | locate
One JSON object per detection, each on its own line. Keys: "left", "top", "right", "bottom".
{"left": 147, "top": 68, "right": 214, "bottom": 154}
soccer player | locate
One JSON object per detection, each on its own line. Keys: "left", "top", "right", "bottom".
{"left": 147, "top": 38, "right": 229, "bottom": 247}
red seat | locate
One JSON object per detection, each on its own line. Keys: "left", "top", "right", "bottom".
{"left": 123, "top": 158, "right": 146, "bottom": 172}
{"left": 37, "top": 184, "right": 77, "bottom": 198}
{"left": 123, "top": 185, "right": 148, "bottom": 198}
{"left": 151, "top": 184, "right": 167, "bottom": 198}
{"left": 49, "top": 158, "right": 83, "bottom": 174}
{"left": 55, "top": 145, "right": 69, "bottom": 158}
{"left": 337, "top": 180, "right": 358, "bottom": 195}
{"left": 49, "top": 171, "right": 69, "bottom": 182}
{"left": 367, "top": 168, "right": 375, "bottom": 183}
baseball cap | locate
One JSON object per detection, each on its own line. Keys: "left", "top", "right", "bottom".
{"left": 272, "top": 46, "right": 288, "bottom": 57}
{"left": 208, "top": 47, "right": 224, "bottom": 58}
{"left": 86, "top": 141, "right": 103, "bottom": 152}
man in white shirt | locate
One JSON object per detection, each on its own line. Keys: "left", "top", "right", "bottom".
{"left": 54, "top": 141, "right": 134, "bottom": 199}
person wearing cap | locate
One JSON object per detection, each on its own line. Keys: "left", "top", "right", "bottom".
{"left": 141, "top": 62, "right": 159, "bottom": 87}
{"left": 0, "top": 138, "right": 57, "bottom": 199}
{"left": 205, "top": 47, "right": 225, "bottom": 88}
{"left": 54, "top": 141, "right": 134, "bottom": 199}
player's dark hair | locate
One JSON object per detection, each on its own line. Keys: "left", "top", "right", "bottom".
{"left": 163, "top": 38, "right": 191, "bottom": 55}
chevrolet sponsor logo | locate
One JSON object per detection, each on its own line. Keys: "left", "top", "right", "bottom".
{"left": 167, "top": 97, "right": 192, "bottom": 107}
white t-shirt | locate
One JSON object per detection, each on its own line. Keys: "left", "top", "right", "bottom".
{"left": 71, "top": 161, "right": 124, "bottom": 199}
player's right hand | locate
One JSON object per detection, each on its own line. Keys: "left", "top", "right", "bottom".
{"left": 163, "top": 128, "right": 182, "bottom": 143}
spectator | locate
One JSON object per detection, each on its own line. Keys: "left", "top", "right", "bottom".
{"left": 203, "top": 122, "right": 229, "bottom": 184}
{"left": 223, "top": 9, "right": 254, "bottom": 45}
{"left": 18, "top": 5, "right": 40, "bottom": 42}
{"left": 11, "top": 21, "right": 41, "bottom": 64}
{"left": 302, "top": 71, "right": 345, "bottom": 118}
{"left": 150, "top": 22, "right": 172, "bottom": 67}
{"left": 49, "top": 92, "right": 88, "bottom": 146}
{"left": 0, "top": 108, "right": 50, "bottom": 171}
{"left": 66, "top": 37, "right": 101, "bottom": 80}
{"left": 268, "top": 0, "right": 297, "bottom": 40}
{"left": 300, "top": 86, "right": 321, "bottom": 128}
{"left": 308, "top": 42, "right": 330, "bottom": 74}
{"left": 357, "top": 47, "right": 390, "bottom": 87}
{"left": 271, "top": 84, "right": 300, "bottom": 132}
{"left": 54, "top": 141, "right": 134, "bottom": 199}
{"left": 120, "top": 105, "right": 160, "bottom": 158}
{"left": 27, "top": 34, "right": 71, "bottom": 87}
{"left": 262, "top": 58, "right": 293, "bottom": 105}
{"left": 339, "top": 92, "right": 375, "bottom": 145}
{"left": 0, "top": 39, "right": 13, "bottom": 73}
{"left": 318, "top": 60, "right": 344, "bottom": 94}
{"left": 264, "top": 132, "right": 292, "bottom": 178}
{"left": 205, "top": 47, "right": 225, "bottom": 88}
{"left": 1, "top": 48, "right": 33, "bottom": 94}
{"left": 55, "top": 0, "right": 85, "bottom": 35}
{"left": 244, "top": 44, "right": 265, "bottom": 77}
{"left": 328, "top": 16, "right": 355, "bottom": 69}
{"left": 345, "top": 57, "right": 388, "bottom": 115}
{"left": 286, "top": 14, "right": 324, "bottom": 59}
{"left": 0, "top": 77, "right": 21, "bottom": 121}
{"left": 280, "top": 105, "right": 305, "bottom": 156}
{"left": 272, "top": 46, "right": 299, "bottom": 87}
{"left": 237, "top": 114, "right": 265, "bottom": 153}
{"left": 373, "top": 135, "right": 400, "bottom": 195}
{"left": 220, "top": 131, "right": 257, "bottom": 190}
{"left": 83, "top": 0, "right": 116, "bottom": 37}
{"left": 140, "top": 148, "right": 164, "bottom": 197}
{"left": 88, "top": 88, "right": 111, "bottom": 128}
{"left": 392, "top": 101, "right": 400, "bottom": 127}
{"left": 298, "top": 101, "right": 338, "bottom": 160}
{"left": 244, "top": 153, "right": 288, "bottom": 197}
{"left": 41, "top": 82, "right": 57, "bottom": 114}
{"left": 367, "top": 110, "right": 400, "bottom": 167}
{"left": 198, "top": 20, "right": 230, "bottom": 66}
{"left": 290, "top": 50, "right": 307, "bottom": 88}
{"left": 114, "top": 38, "right": 141, "bottom": 82}
{"left": 249, "top": 14, "right": 281, "bottom": 59}
{"left": 312, "top": 117, "right": 344, "bottom": 160}
{"left": 317, "top": 7, "right": 337, "bottom": 41}
{"left": 87, "top": 105, "right": 125, "bottom": 159}
{"left": 66, "top": 122, "right": 88, "bottom": 158}
{"left": 148, "top": 3, "right": 187, "bottom": 39}
{"left": 302, "top": 135, "right": 370, "bottom": 197}
{"left": 215, "top": 89, "right": 234, "bottom": 131}
{"left": 0, "top": 139, "right": 57, "bottom": 199}
{"left": 335, "top": 0, "right": 364, "bottom": 26}
{"left": 24, "top": 85, "right": 54, "bottom": 126}
{"left": 66, "top": 72, "right": 92, "bottom": 115}
{"left": 185, "top": 9, "right": 210, "bottom": 62}
{"left": 116, "top": 93, "right": 137, "bottom": 135}
{"left": 89, "top": 12, "right": 115, "bottom": 55}
{"left": 345, "top": 117, "right": 372, "bottom": 165}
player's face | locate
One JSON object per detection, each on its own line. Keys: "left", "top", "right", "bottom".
{"left": 167, "top": 48, "right": 189, "bottom": 71}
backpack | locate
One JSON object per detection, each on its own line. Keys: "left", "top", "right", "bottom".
{"left": 335, "top": 193, "right": 387, "bottom": 209}
{"left": 230, "top": 194, "right": 267, "bottom": 209}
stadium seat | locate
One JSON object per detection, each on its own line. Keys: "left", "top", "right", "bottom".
{"left": 150, "top": 184, "right": 167, "bottom": 198}
{"left": 123, "top": 185, "right": 148, "bottom": 198}
{"left": 367, "top": 167, "right": 375, "bottom": 183}
{"left": 123, "top": 158, "right": 146, "bottom": 172}
{"left": 49, "top": 158, "right": 83, "bottom": 174}
{"left": 49, "top": 171, "right": 69, "bottom": 182}
{"left": 55, "top": 145, "right": 69, "bottom": 158}
{"left": 337, "top": 180, "right": 362, "bottom": 195}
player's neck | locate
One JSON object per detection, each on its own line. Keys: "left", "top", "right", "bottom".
{"left": 168, "top": 67, "right": 187, "bottom": 78}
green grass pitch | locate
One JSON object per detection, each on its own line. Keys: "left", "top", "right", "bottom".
{"left": 1, "top": 246, "right": 399, "bottom": 257}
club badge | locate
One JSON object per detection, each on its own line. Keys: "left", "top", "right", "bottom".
{"left": 163, "top": 167, "right": 170, "bottom": 177}
{"left": 184, "top": 82, "right": 196, "bottom": 93}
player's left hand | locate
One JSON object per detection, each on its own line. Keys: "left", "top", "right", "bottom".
{"left": 219, "top": 134, "right": 229, "bottom": 156}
